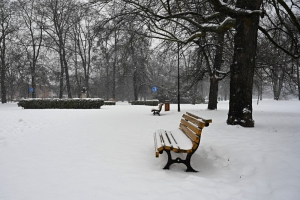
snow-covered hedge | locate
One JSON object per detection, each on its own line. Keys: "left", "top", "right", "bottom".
{"left": 18, "top": 98, "right": 104, "bottom": 109}
{"left": 130, "top": 100, "right": 159, "bottom": 106}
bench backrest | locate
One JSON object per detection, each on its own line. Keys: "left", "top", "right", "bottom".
{"left": 158, "top": 103, "right": 164, "bottom": 111}
{"left": 179, "top": 112, "right": 212, "bottom": 150}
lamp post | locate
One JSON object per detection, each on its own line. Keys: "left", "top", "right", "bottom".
{"left": 177, "top": 42, "right": 180, "bottom": 112}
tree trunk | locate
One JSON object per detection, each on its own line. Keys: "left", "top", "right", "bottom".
{"left": 31, "top": 72, "right": 36, "bottom": 98}
{"left": 30, "top": 60, "right": 37, "bottom": 98}
{"left": 260, "top": 68, "right": 263, "bottom": 100}
{"left": 62, "top": 47, "right": 72, "bottom": 98}
{"left": 297, "top": 60, "right": 300, "bottom": 100}
{"left": 112, "top": 60, "right": 116, "bottom": 100}
{"left": 58, "top": 48, "right": 64, "bottom": 99}
{"left": 112, "top": 29, "right": 117, "bottom": 100}
{"left": 1, "top": 62, "right": 6, "bottom": 103}
{"left": 192, "top": 83, "right": 197, "bottom": 105}
{"left": 208, "top": 77, "right": 218, "bottom": 109}
{"left": 207, "top": 27, "right": 225, "bottom": 110}
{"left": 105, "top": 61, "right": 110, "bottom": 101}
{"left": 84, "top": 75, "right": 89, "bottom": 98}
{"left": 272, "top": 66, "right": 284, "bottom": 100}
{"left": 74, "top": 36, "right": 81, "bottom": 98}
{"left": 1, "top": 36, "right": 7, "bottom": 103}
{"left": 227, "top": 0, "right": 262, "bottom": 127}
{"left": 133, "top": 70, "right": 138, "bottom": 101}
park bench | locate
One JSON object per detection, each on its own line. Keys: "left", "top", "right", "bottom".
{"left": 151, "top": 103, "right": 164, "bottom": 116}
{"left": 153, "top": 112, "right": 212, "bottom": 172}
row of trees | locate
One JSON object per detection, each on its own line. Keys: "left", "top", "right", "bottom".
{"left": 0, "top": 0, "right": 214, "bottom": 104}
{"left": 1, "top": 0, "right": 156, "bottom": 102}
{"left": 96, "top": 0, "right": 299, "bottom": 127}
{"left": 1, "top": 0, "right": 299, "bottom": 127}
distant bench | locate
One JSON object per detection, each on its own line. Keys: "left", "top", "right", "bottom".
{"left": 153, "top": 112, "right": 212, "bottom": 172}
{"left": 151, "top": 103, "right": 164, "bottom": 116}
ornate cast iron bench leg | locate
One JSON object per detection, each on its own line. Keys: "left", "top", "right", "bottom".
{"left": 163, "top": 150, "right": 198, "bottom": 172}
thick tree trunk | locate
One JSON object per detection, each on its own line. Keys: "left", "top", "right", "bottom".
{"left": 227, "top": 0, "right": 262, "bottom": 127}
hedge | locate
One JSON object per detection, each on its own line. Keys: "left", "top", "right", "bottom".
{"left": 104, "top": 101, "right": 116, "bottom": 105}
{"left": 18, "top": 98, "right": 104, "bottom": 109}
{"left": 130, "top": 100, "right": 159, "bottom": 106}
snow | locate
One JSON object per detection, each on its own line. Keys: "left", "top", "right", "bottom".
{"left": 1, "top": 100, "right": 300, "bottom": 200}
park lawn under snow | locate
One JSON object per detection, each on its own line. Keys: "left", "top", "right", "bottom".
{"left": 0, "top": 100, "right": 300, "bottom": 200}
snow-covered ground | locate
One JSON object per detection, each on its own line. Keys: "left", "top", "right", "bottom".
{"left": 0, "top": 100, "right": 299, "bottom": 200}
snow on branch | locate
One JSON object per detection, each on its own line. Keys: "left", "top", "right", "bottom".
{"left": 180, "top": 17, "right": 235, "bottom": 43}
{"left": 161, "top": 11, "right": 222, "bottom": 22}
{"left": 210, "top": 0, "right": 264, "bottom": 18}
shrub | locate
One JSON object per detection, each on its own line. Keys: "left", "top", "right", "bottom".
{"left": 130, "top": 100, "right": 159, "bottom": 106}
{"left": 18, "top": 98, "right": 104, "bottom": 109}
{"left": 104, "top": 101, "right": 116, "bottom": 105}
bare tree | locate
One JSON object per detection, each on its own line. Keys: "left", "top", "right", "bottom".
{"left": 0, "top": 0, "right": 18, "bottom": 103}
{"left": 41, "top": 0, "right": 76, "bottom": 98}
{"left": 71, "top": 4, "right": 101, "bottom": 97}
{"left": 17, "top": 0, "right": 45, "bottom": 98}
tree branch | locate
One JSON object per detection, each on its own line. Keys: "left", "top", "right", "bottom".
{"left": 258, "top": 26, "right": 299, "bottom": 59}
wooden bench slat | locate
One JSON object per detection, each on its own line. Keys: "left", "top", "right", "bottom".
{"left": 160, "top": 129, "right": 172, "bottom": 150}
{"left": 165, "top": 130, "right": 180, "bottom": 153}
{"left": 154, "top": 130, "right": 164, "bottom": 157}
{"left": 186, "top": 112, "right": 212, "bottom": 125}
{"left": 182, "top": 114, "right": 206, "bottom": 128}
{"left": 180, "top": 119, "right": 202, "bottom": 135}
{"left": 154, "top": 132, "right": 159, "bottom": 157}
{"left": 167, "top": 129, "right": 194, "bottom": 153}
{"left": 180, "top": 123, "right": 200, "bottom": 143}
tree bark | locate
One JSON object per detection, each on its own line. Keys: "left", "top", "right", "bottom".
{"left": 30, "top": 62, "right": 36, "bottom": 98}
{"left": 208, "top": 77, "right": 218, "bottom": 109}
{"left": 227, "top": 0, "right": 262, "bottom": 127}
{"left": 192, "top": 83, "right": 197, "bottom": 105}
{"left": 272, "top": 66, "right": 284, "bottom": 100}
{"left": 58, "top": 48, "right": 64, "bottom": 99}
{"left": 111, "top": 29, "right": 118, "bottom": 100}
{"left": 62, "top": 46, "right": 72, "bottom": 98}
{"left": 133, "top": 70, "right": 138, "bottom": 101}
{"left": 297, "top": 60, "right": 300, "bottom": 101}
{"left": 208, "top": 32, "right": 225, "bottom": 110}
{"left": 1, "top": 33, "right": 7, "bottom": 103}
{"left": 1, "top": 59, "right": 6, "bottom": 103}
